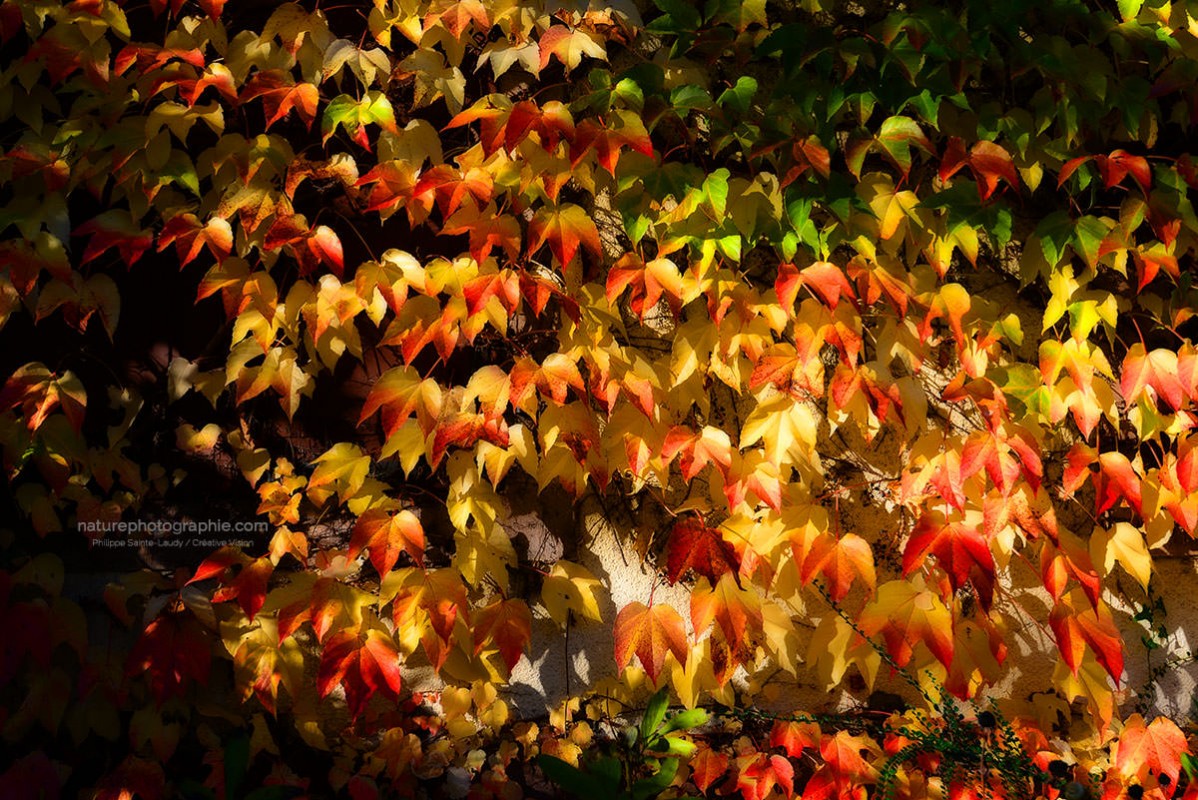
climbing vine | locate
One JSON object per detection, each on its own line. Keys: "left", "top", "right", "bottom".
{"left": 3, "top": 0, "right": 1198, "bottom": 797}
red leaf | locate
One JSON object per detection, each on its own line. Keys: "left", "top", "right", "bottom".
{"left": 903, "top": 513, "right": 995, "bottom": 610}
{"left": 317, "top": 629, "right": 403, "bottom": 719}
{"left": 1058, "top": 155, "right": 1093, "bottom": 187}
{"left": 307, "top": 225, "right": 345, "bottom": 277}
{"left": 442, "top": 207, "right": 522, "bottom": 265}
{"left": 505, "top": 100, "right": 575, "bottom": 152}
{"left": 1096, "top": 149, "right": 1152, "bottom": 194}
{"left": 158, "top": 214, "right": 233, "bottom": 268}
{"left": 1050, "top": 590, "right": 1124, "bottom": 684}
{"left": 571, "top": 116, "right": 653, "bottom": 176}
{"left": 356, "top": 161, "right": 416, "bottom": 215}
{"left": 662, "top": 425, "right": 733, "bottom": 482}
{"left": 968, "top": 141, "right": 1020, "bottom": 200}
{"left": 126, "top": 611, "right": 213, "bottom": 704}
{"left": 1121, "top": 344, "right": 1184, "bottom": 412}
{"left": 735, "top": 753, "right": 793, "bottom": 800}
{"left": 802, "top": 533, "right": 877, "bottom": 603}
{"left": 770, "top": 720, "right": 821, "bottom": 758}
{"left": 1094, "top": 451, "right": 1142, "bottom": 516}
{"left": 74, "top": 211, "right": 153, "bottom": 267}
{"left": 1039, "top": 529, "right": 1102, "bottom": 607}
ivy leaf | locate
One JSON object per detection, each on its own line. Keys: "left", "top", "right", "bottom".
{"left": 158, "top": 214, "right": 233, "bottom": 269}
{"left": 541, "top": 560, "right": 604, "bottom": 625}
{"left": 691, "top": 574, "right": 763, "bottom": 655}
{"left": 939, "top": 137, "right": 1020, "bottom": 200}
{"left": 126, "top": 612, "right": 213, "bottom": 704}
{"left": 613, "top": 601, "right": 688, "bottom": 684}
{"left": 240, "top": 71, "right": 319, "bottom": 130}
{"left": 661, "top": 425, "right": 733, "bottom": 482}
{"left": 769, "top": 720, "right": 820, "bottom": 758}
{"left": 316, "top": 629, "right": 403, "bottom": 720}
{"left": 734, "top": 753, "right": 794, "bottom": 800}
{"left": 690, "top": 746, "right": 730, "bottom": 793}
{"left": 1120, "top": 344, "right": 1184, "bottom": 412}
{"left": 423, "top": 0, "right": 490, "bottom": 40}
{"left": 1115, "top": 714, "right": 1188, "bottom": 787}
{"left": 664, "top": 517, "right": 740, "bottom": 586}
{"left": 74, "top": 211, "right": 153, "bottom": 268}
{"left": 382, "top": 568, "right": 469, "bottom": 670}
{"left": 307, "top": 443, "right": 371, "bottom": 506}
{"left": 1089, "top": 522, "right": 1150, "bottom": 591}
{"left": 348, "top": 509, "right": 425, "bottom": 577}
{"left": 538, "top": 26, "right": 606, "bottom": 72}
{"left": 322, "top": 92, "right": 398, "bottom": 149}
{"left": 526, "top": 203, "right": 601, "bottom": 268}
{"left": 1050, "top": 589, "right": 1124, "bottom": 684}
{"left": 874, "top": 116, "right": 934, "bottom": 179}
{"left": 858, "top": 578, "right": 954, "bottom": 668}
{"left": 802, "top": 533, "right": 876, "bottom": 602}
{"left": 472, "top": 597, "right": 532, "bottom": 672}
{"left": 902, "top": 513, "right": 995, "bottom": 610}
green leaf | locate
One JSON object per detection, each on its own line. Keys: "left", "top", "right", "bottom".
{"left": 1117, "top": 0, "right": 1143, "bottom": 18}
{"left": 631, "top": 757, "right": 679, "bottom": 800}
{"left": 1072, "top": 215, "right": 1110, "bottom": 269}
{"left": 640, "top": 686, "right": 669, "bottom": 740}
{"left": 703, "top": 169, "right": 730, "bottom": 218}
{"left": 615, "top": 78, "right": 645, "bottom": 111}
{"left": 717, "top": 76, "right": 758, "bottom": 115}
{"left": 670, "top": 84, "right": 714, "bottom": 115}
{"left": 538, "top": 754, "right": 623, "bottom": 798}
{"left": 662, "top": 707, "right": 708, "bottom": 733}
{"left": 1034, "top": 211, "right": 1074, "bottom": 267}
{"left": 538, "top": 755, "right": 601, "bottom": 797}
{"left": 648, "top": 0, "right": 702, "bottom": 32}
{"left": 875, "top": 115, "right": 932, "bottom": 178}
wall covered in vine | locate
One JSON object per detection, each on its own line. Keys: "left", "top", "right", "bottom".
{"left": 3, "top": 0, "right": 1198, "bottom": 798}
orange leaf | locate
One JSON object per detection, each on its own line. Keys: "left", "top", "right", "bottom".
{"left": 734, "top": 753, "right": 793, "bottom": 800}
{"left": 349, "top": 509, "right": 425, "bottom": 576}
{"left": 858, "top": 579, "right": 954, "bottom": 668}
{"left": 690, "top": 746, "right": 730, "bottom": 793}
{"left": 472, "top": 597, "right": 532, "bottom": 672}
{"left": 527, "top": 203, "right": 601, "bottom": 268}
{"left": 690, "top": 574, "right": 762, "bottom": 647}
{"left": 1115, "top": 715, "right": 1188, "bottom": 786}
{"left": 802, "top": 533, "right": 876, "bottom": 603}
{"left": 770, "top": 720, "right": 821, "bottom": 758}
{"left": 240, "top": 70, "right": 318, "bottom": 130}
{"left": 613, "top": 601, "right": 688, "bottom": 684}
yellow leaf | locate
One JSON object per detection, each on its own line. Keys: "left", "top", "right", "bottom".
{"left": 1090, "top": 522, "right": 1151, "bottom": 591}
{"left": 176, "top": 422, "right": 221, "bottom": 453}
{"left": 740, "top": 393, "right": 818, "bottom": 467}
{"left": 307, "top": 442, "right": 371, "bottom": 506}
{"left": 542, "top": 560, "right": 604, "bottom": 625}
